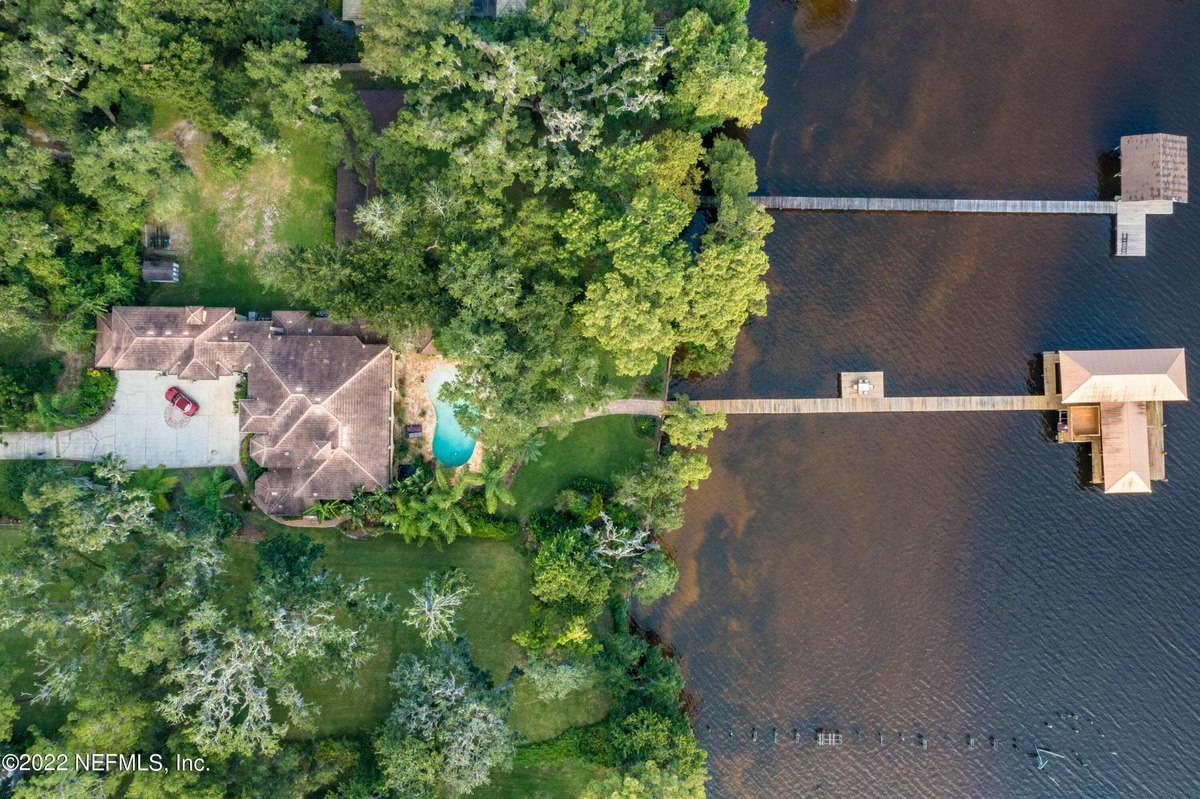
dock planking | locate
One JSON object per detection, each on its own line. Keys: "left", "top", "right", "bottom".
{"left": 603, "top": 394, "right": 1062, "bottom": 416}
{"left": 1148, "top": 400, "right": 1166, "bottom": 481}
{"left": 748, "top": 197, "right": 1119, "bottom": 214}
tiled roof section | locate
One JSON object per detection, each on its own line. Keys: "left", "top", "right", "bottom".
{"left": 96, "top": 307, "right": 236, "bottom": 375}
{"left": 96, "top": 307, "right": 394, "bottom": 516}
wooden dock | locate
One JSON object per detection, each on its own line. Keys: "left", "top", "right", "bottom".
{"left": 602, "top": 393, "right": 1061, "bottom": 417}
{"left": 1148, "top": 400, "right": 1166, "bottom": 481}
{"left": 1042, "top": 352, "right": 1060, "bottom": 399}
{"left": 695, "top": 394, "right": 1061, "bottom": 414}
{"left": 749, "top": 197, "right": 1118, "bottom": 214}
{"left": 694, "top": 193, "right": 1178, "bottom": 257}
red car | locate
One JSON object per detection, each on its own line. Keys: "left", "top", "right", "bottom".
{"left": 165, "top": 386, "right": 200, "bottom": 416}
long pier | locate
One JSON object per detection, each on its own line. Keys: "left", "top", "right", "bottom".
{"left": 604, "top": 394, "right": 1061, "bottom": 416}
{"left": 699, "top": 134, "right": 1188, "bottom": 256}
{"left": 749, "top": 197, "right": 1118, "bottom": 214}
{"left": 697, "top": 195, "right": 1178, "bottom": 257}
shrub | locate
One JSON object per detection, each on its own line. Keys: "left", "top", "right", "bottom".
{"left": 0, "top": 460, "right": 55, "bottom": 519}
{"left": 463, "top": 508, "right": 518, "bottom": 540}
{"left": 240, "top": 434, "right": 267, "bottom": 486}
{"left": 0, "top": 359, "right": 60, "bottom": 431}
{"left": 512, "top": 725, "right": 607, "bottom": 766}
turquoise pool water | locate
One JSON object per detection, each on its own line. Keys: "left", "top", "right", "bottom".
{"left": 428, "top": 365, "right": 477, "bottom": 467}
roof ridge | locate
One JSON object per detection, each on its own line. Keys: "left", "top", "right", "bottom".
{"left": 319, "top": 347, "right": 393, "bottom": 411}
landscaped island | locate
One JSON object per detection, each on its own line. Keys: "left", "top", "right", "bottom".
{"left": 0, "top": 0, "right": 768, "bottom": 796}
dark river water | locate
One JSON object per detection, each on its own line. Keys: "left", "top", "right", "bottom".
{"left": 637, "top": 1, "right": 1200, "bottom": 796}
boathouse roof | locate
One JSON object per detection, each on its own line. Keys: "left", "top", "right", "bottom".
{"left": 1059, "top": 348, "right": 1187, "bottom": 404}
{"left": 1120, "top": 134, "right": 1188, "bottom": 203}
{"left": 1099, "top": 401, "right": 1153, "bottom": 494}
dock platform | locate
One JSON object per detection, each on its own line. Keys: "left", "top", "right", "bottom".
{"left": 601, "top": 368, "right": 1062, "bottom": 417}
{"left": 839, "top": 371, "right": 885, "bottom": 398}
{"left": 750, "top": 197, "right": 1118, "bottom": 214}
{"left": 595, "top": 351, "right": 1180, "bottom": 494}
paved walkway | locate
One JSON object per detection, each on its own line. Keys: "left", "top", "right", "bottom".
{"left": 0, "top": 371, "right": 242, "bottom": 467}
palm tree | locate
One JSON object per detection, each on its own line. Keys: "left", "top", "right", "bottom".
{"left": 308, "top": 499, "right": 347, "bottom": 522}
{"left": 513, "top": 433, "right": 545, "bottom": 464}
{"left": 29, "top": 393, "right": 70, "bottom": 433}
{"left": 184, "top": 467, "right": 236, "bottom": 514}
{"left": 129, "top": 465, "right": 180, "bottom": 511}
{"left": 93, "top": 453, "right": 129, "bottom": 488}
{"left": 478, "top": 453, "right": 515, "bottom": 514}
{"left": 381, "top": 467, "right": 475, "bottom": 545}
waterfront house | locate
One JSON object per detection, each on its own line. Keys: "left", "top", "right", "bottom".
{"left": 96, "top": 307, "right": 394, "bottom": 515}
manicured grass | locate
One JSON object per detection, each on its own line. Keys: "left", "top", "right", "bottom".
{"left": 149, "top": 125, "right": 335, "bottom": 312}
{"left": 508, "top": 416, "right": 653, "bottom": 519}
{"left": 221, "top": 529, "right": 534, "bottom": 738}
{"left": 509, "top": 679, "right": 612, "bottom": 743}
{"left": 468, "top": 760, "right": 612, "bottom": 799}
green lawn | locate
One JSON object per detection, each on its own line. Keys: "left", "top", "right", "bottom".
{"left": 508, "top": 416, "right": 653, "bottom": 519}
{"left": 509, "top": 679, "right": 611, "bottom": 743}
{"left": 222, "top": 529, "right": 534, "bottom": 738}
{"left": 149, "top": 124, "right": 335, "bottom": 312}
{"left": 1, "top": 481, "right": 612, "bottom": 797}
{"left": 468, "top": 760, "right": 612, "bottom": 799}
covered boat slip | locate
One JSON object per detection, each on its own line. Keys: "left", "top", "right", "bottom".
{"left": 1050, "top": 349, "right": 1183, "bottom": 493}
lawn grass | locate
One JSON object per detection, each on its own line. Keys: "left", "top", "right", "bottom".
{"left": 220, "top": 527, "right": 533, "bottom": 738}
{"left": 468, "top": 760, "right": 612, "bottom": 799}
{"left": 149, "top": 124, "right": 335, "bottom": 312}
{"left": 509, "top": 679, "right": 612, "bottom": 743}
{"left": 507, "top": 415, "right": 653, "bottom": 519}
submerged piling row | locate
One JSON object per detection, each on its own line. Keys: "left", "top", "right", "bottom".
{"left": 705, "top": 710, "right": 1105, "bottom": 770}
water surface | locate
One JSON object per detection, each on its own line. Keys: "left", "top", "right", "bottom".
{"left": 429, "top": 365, "right": 477, "bottom": 467}
{"left": 638, "top": 2, "right": 1200, "bottom": 796}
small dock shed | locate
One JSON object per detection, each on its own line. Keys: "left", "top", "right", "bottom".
{"left": 1120, "top": 134, "right": 1188, "bottom": 203}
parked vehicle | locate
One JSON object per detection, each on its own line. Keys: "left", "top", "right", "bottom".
{"left": 165, "top": 386, "right": 199, "bottom": 416}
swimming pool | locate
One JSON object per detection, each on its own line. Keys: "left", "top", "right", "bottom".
{"left": 427, "top": 365, "right": 477, "bottom": 467}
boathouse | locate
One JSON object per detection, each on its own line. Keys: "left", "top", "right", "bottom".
{"left": 1119, "top": 134, "right": 1188, "bottom": 203}
{"left": 1054, "top": 348, "right": 1188, "bottom": 493}
{"left": 1114, "top": 134, "right": 1188, "bottom": 256}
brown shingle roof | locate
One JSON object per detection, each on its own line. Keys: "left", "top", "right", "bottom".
{"left": 97, "top": 307, "right": 393, "bottom": 515}
{"left": 1120, "top": 134, "right": 1188, "bottom": 203}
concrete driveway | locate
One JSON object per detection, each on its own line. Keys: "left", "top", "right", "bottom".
{"left": 1, "top": 371, "right": 242, "bottom": 467}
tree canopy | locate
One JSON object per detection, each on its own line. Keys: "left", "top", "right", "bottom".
{"left": 0, "top": 0, "right": 369, "bottom": 360}
{"left": 0, "top": 461, "right": 385, "bottom": 791}
{"left": 258, "top": 0, "right": 771, "bottom": 453}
